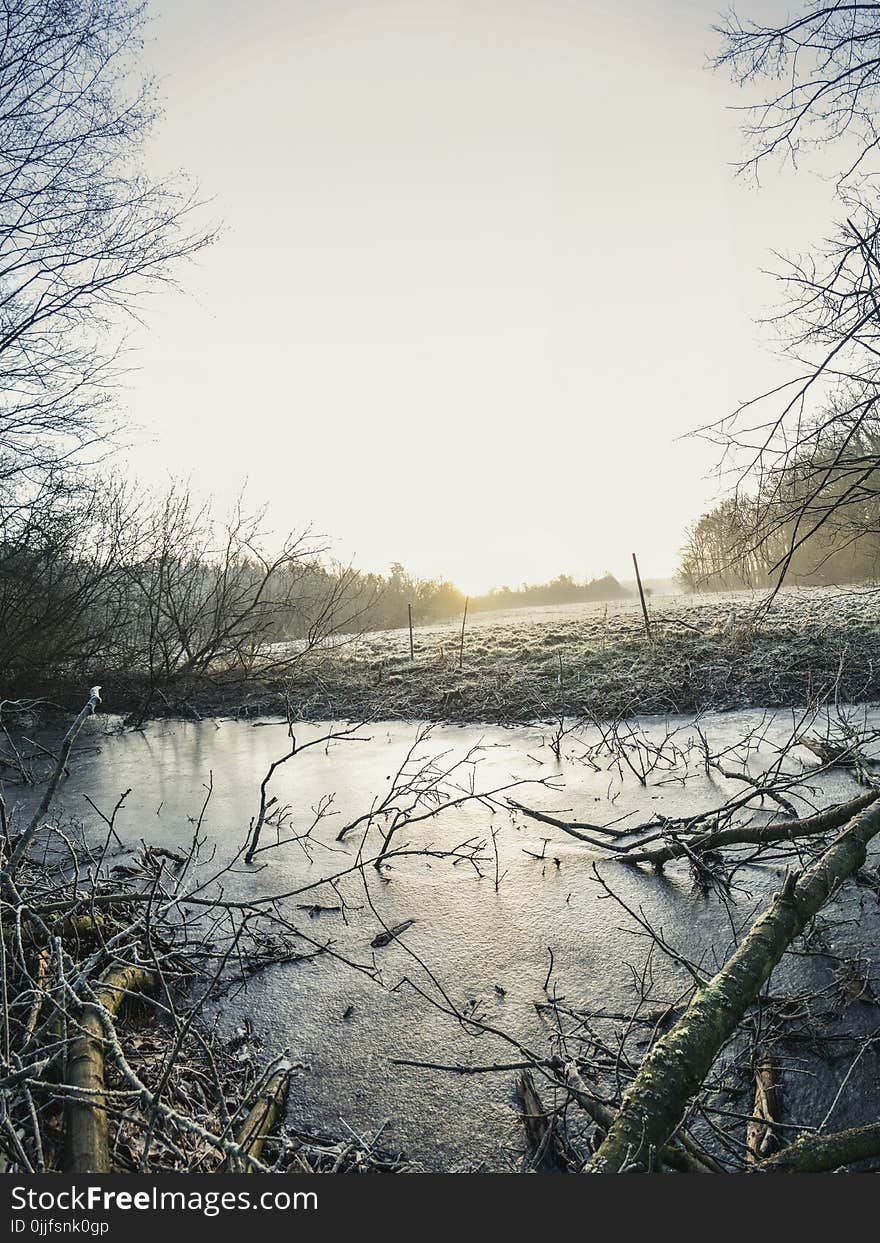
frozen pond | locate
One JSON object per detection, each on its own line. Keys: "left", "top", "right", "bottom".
{"left": 12, "top": 706, "right": 880, "bottom": 1169}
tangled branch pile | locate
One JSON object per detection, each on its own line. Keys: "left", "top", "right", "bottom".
{"left": 0, "top": 693, "right": 409, "bottom": 1173}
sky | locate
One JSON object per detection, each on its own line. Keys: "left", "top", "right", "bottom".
{"left": 123, "top": 0, "right": 842, "bottom": 594}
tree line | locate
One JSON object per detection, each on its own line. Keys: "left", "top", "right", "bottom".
{"left": 680, "top": 408, "right": 880, "bottom": 591}
{"left": 1, "top": 486, "right": 628, "bottom": 687}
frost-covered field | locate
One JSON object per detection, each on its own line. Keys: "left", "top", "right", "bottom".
{"left": 268, "top": 584, "right": 880, "bottom": 724}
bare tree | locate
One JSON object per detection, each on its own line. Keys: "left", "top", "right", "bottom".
{"left": 116, "top": 486, "right": 378, "bottom": 692}
{"left": 0, "top": 0, "right": 211, "bottom": 506}
{"left": 0, "top": 472, "right": 144, "bottom": 677}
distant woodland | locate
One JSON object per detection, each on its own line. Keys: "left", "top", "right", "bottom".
{"left": 679, "top": 420, "right": 880, "bottom": 591}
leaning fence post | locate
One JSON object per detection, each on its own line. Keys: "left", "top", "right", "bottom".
{"left": 632, "top": 552, "right": 652, "bottom": 642}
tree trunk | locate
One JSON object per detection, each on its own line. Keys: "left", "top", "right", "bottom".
{"left": 757, "top": 1122, "right": 880, "bottom": 1173}
{"left": 64, "top": 963, "right": 155, "bottom": 1173}
{"left": 586, "top": 798, "right": 880, "bottom": 1172}
{"left": 621, "top": 789, "right": 879, "bottom": 867}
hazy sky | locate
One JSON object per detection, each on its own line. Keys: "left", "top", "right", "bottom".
{"left": 126, "top": 0, "right": 840, "bottom": 593}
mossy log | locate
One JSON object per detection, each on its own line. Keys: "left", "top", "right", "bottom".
{"left": 563, "top": 1063, "right": 721, "bottom": 1173}
{"left": 64, "top": 963, "right": 155, "bottom": 1173}
{"left": 223, "top": 1069, "right": 291, "bottom": 1172}
{"left": 586, "top": 797, "right": 880, "bottom": 1172}
{"left": 756, "top": 1121, "right": 880, "bottom": 1172}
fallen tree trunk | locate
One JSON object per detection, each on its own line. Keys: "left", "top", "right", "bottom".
{"left": 756, "top": 1121, "right": 880, "bottom": 1173}
{"left": 223, "top": 1068, "right": 291, "bottom": 1172}
{"left": 619, "top": 788, "right": 879, "bottom": 867}
{"left": 562, "top": 1063, "right": 722, "bottom": 1174}
{"left": 65, "top": 963, "right": 155, "bottom": 1173}
{"left": 585, "top": 797, "right": 880, "bottom": 1173}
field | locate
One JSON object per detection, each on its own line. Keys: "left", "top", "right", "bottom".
{"left": 209, "top": 584, "right": 880, "bottom": 725}
{"left": 47, "top": 584, "right": 880, "bottom": 726}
